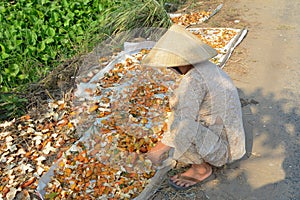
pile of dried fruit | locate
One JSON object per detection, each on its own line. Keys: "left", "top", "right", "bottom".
{"left": 44, "top": 141, "right": 155, "bottom": 199}
{"left": 0, "top": 100, "right": 79, "bottom": 199}
{"left": 188, "top": 28, "right": 240, "bottom": 65}
{"left": 170, "top": 11, "right": 212, "bottom": 26}
{"left": 190, "top": 28, "right": 238, "bottom": 53}
{"left": 42, "top": 51, "right": 180, "bottom": 199}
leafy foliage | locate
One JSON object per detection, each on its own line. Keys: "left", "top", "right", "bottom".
{"left": 0, "top": 0, "right": 114, "bottom": 92}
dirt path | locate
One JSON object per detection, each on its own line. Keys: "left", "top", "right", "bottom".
{"left": 204, "top": 0, "right": 300, "bottom": 199}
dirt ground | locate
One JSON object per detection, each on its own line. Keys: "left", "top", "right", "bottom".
{"left": 149, "top": 0, "right": 300, "bottom": 199}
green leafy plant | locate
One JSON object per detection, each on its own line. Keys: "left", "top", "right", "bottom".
{"left": 0, "top": 0, "right": 115, "bottom": 92}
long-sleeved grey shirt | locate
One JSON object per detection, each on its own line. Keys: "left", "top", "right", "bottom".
{"left": 161, "top": 61, "right": 246, "bottom": 166}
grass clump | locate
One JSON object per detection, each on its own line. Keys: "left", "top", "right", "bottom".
{"left": 102, "top": 0, "right": 174, "bottom": 34}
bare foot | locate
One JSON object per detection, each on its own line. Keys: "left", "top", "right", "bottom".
{"left": 147, "top": 142, "right": 171, "bottom": 166}
{"left": 170, "top": 162, "right": 213, "bottom": 188}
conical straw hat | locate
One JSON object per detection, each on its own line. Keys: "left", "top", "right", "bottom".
{"left": 141, "top": 24, "right": 217, "bottom": 68}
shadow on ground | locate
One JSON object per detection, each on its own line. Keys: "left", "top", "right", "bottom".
{"left": 149, "top": 87, "right": 299, "bottom": 200}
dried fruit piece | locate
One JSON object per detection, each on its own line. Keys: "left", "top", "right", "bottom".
{"left": 89, "top": 104, "right": 99, "bottom": 113}
{"left": 2, "top": 187, "right": 10, "bottom": 197}
{"left": 21, "top": 177, "right": 36, "bottom": 189}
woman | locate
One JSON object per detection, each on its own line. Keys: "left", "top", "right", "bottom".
{"left": 141, "top": 24, "right": 246, "bottom": 190}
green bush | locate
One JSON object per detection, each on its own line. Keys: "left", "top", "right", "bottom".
{"left": 0, "top": 0, "right": 115, "bottom": 92}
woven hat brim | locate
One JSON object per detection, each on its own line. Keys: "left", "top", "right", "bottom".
{"left": 141, "top": 24, "right": 217, "bottom": 68}
{"left": 142, "top": 48, "right": 191, "bottom": 68}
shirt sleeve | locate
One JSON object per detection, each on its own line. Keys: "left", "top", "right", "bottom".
{"left": 161, "top": 74, "right": 207, "bottom": 147}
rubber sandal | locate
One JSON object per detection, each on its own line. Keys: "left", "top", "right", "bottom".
{"left": 168, "top": 173, "right": 216, "bottom": 190}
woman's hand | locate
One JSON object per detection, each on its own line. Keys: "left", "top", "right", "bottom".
{"left": 147, "top": 141, "right": 172, "bottom": 166}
